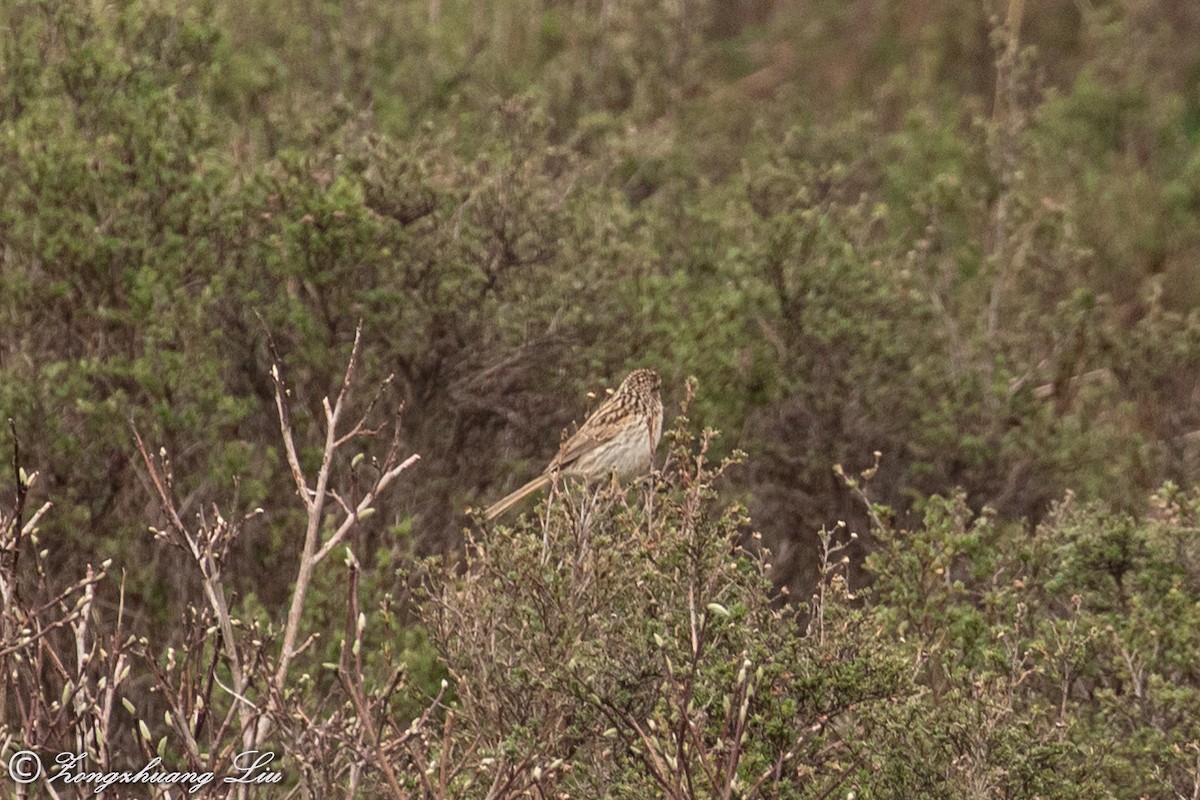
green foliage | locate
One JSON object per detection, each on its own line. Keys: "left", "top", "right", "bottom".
{"left": 4, "top": 0, "right": 1200, "bottom": 794}
{"left": 863, "top": 482, "right": 1200, "bottom": 797}
{"left": 6, "top": 0, "right": 1200, "bottom": 591}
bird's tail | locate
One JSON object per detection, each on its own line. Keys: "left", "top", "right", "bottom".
{"left": 484, "top": 474, "right": 552, "bottom": 521}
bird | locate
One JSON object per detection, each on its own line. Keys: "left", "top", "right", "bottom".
{"left": 484, "top": 369, "right": 664, "bottom": 521}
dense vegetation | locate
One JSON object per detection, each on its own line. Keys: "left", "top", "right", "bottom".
{"left": 3, "top": 0, "right": 1200, "bottom": 795}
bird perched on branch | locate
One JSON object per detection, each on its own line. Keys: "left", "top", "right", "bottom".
{"left": 484, "top": 369, "right": 663, "bottom": 521}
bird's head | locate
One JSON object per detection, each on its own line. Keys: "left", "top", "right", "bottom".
{"left": 622, "top": 369, "right": 661, "bottom": 395}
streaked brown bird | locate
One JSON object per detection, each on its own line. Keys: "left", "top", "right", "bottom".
{"left": 484, "top": 369, "right": 663, "bottom": 521}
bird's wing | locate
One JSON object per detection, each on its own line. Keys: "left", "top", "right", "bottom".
{"left": 549, "top": 395, "right": 625, "bottom": 470}
{"left": 551, "top": 429, "right": 603, "bottom": 470}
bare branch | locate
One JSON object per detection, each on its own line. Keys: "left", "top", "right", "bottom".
{"left": 313, "top": 453, "right": 420, "bottom": 566}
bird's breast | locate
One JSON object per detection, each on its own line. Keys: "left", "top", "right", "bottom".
{"left": 569, "top": 419, "right": 657, "bottom": 480}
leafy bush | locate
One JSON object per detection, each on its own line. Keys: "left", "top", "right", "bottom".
{"left": 419, "top": 412, "right": 917, "bottom": 797}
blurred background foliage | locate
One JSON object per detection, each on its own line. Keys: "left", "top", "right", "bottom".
{"left": 3, "top": 0, "right": 1200, "bottom": 790}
